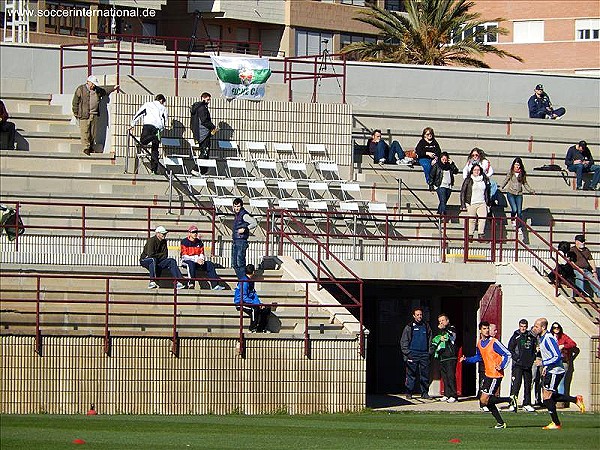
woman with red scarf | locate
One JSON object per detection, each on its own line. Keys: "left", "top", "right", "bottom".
{"left": 551, "top": 322, "right": 579, "bottom": 403}
{"left": 501, "top": 157, "right": 535, "bottom": 239}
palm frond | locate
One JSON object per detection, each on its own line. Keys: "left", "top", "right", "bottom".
{"left": 348, "top": 0, "right": 523, "bottom": 68}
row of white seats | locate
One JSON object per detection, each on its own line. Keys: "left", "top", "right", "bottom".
{"left": 161, "top": 138, "right": 334, "bottom": 164}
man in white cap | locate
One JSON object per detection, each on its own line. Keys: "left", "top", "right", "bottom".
{"left": 140, "top": 225, "right": 184, "bottom": 290}
{"left": 72, "top": 75, "right": 118, "bottom": 155}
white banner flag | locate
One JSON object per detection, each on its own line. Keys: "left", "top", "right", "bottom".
{"left": 210, "top": 56, "right": 272, "bottom": 100}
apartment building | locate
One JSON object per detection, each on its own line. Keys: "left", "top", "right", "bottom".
{"left": 472, "top": 1, "right": 600, "bottom": 74}
{"left": 2, "top": 0, "right": 598, "bottom": 73}
{"left": 0, "top": 0, "right": 166, "bottom": 45}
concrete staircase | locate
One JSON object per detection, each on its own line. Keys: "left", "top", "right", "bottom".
{"left": 0, "top": 264, "right": 352, "bottom": 337}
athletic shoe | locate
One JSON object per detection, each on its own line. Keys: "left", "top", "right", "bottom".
{"left": 176, "top": 282, "right": 185, "bottom": 290}
{"left": 523, "top": 405, "right": 535, "bottom": 412}
{"left": 421, "top": 393, "right": 431, "bottom": 399}
{"left": 378, "top": 159, "right": 385, "bottom": 165}
{"left": 510, "top": 395, "right": 519, "bottom": 412}
{"left": 481, "top": 406, "right": 489, "bottom": 412}
{"left": 494, "top": 423, "right": 506, "bottom": 429}
{"left": 576, "top": 395, "right": 586, "bottom": 413}
{"left": 148, "top": 281, "right": 159, "bottom": 289}
{"left": 507, "top": 405, "right": 515, "bottom": 412}
{"left": 542, "top": 422, "right": 561, "bottom": 430}
{"left": 212, "top": 285, "right": 225, "bottom": 290}
{"left": 439, "top": 396, "right": 449, "bottom": 402}
{"left": 447, "top": 397, "right": 457, "bottom": 403}
{"left": 187, "top": 282, "right": 195, "bottom": 289}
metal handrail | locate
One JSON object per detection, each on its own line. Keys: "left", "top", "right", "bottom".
{"left": 514, "top": 217, "right": 600, "bottom": 314}
{"left": 0, "top": 272, "right": 362, "bottom": 357}
{"left": 0, "top": 200, "right": 217, "bottom": 256}
{"left": 266, "top": 208, "right": 365, "bottom": 355}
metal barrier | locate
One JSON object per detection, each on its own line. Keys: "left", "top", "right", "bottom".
{"left": 0, "top": 272, "right": 362, "bottom": 359}
{"left": 59, "top": 32, "right": 347, "bottom": 103}
{"left": 266, "top": 208, "right": 365, "bottom": 356}
{"left": 0, "top": 201, "right": 217, "bottom": 255}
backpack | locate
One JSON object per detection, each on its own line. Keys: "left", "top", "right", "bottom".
{"left": 0, "top": 205, "right": 25, "bottom": 241}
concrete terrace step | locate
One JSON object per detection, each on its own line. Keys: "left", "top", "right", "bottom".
{"left": 0, "top": 93, "right": 52, "bottom": 113}
{"left": 2, "top": 170, "right": 170, "bottom": 195}
{"left": 352, "top": 128, "right": 600, "bottom": 156}
{"left": 0, "top": 150, "right": 117, "bottom": 172}
{"left": 353, "top": 110, "right": 600, "bottom": 142}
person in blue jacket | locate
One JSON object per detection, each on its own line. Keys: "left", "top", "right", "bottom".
{"left": 234, "top": 264, "right": 271, "bottom": 333}
{"left": 528, "top": 84, "right": 565, "bottom": 119}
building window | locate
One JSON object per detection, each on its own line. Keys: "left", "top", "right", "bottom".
{"left": 341, "top": 33, "right": 377, "bottom": 48}
{"left": 575, "top": 19, "right": 600, "bottom": 40}
{"left": 513, "top": 20, "right": 544, "bottom": 43}
{"left": 296, "top": 29, "right": 333, "bottom": 56}
{"left": 340, "top": 0, "right": 366, "bottom": 5}
{"left": 451, "top": 22, "right": 498, "bottom": 44}
{"left": 45, "top": 1, "right": 88, "bottom": 37}
{"left": 384, "top": 0, "right": 405, "bottom": 11}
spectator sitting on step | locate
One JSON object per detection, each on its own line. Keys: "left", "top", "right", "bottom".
{"left": 140, "top": 225, "right": 184, "bottom": 290}
{"left": 547, "top": 241, "right": 576, "bottom": 288}
{"left": 367, "top": 129, "right": 409, "bottom": 165}
{"left": 528, "top": 84, "right": 566, "bottom": 120}
{"left": 72, "top": 75, "right": 118, "bottom": 156}
{"left": 415, "top": 127, "right": 441, "bottom": 184}
{"left": 570, "top": 234, "right": 600, "bottom": 299}
{"left": 129, "top": 94, "right": 168, "bottom": 175}
{"left": 564, "top": 140, "right": 600, "bottom": 191}
{"left": 234, "top": 264, "right": 271, "bottom": 333}
{"left": 0, "top": 100, "right": 17, "bottom": 150}
{"left": 180, "top": 224, "right": 224, "bottom": 290}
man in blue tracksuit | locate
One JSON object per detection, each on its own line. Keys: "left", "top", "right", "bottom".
{"left": 401, "top": 307, "right": 432, "bottom": 399}
{"left": 231, "top": 198, "right": 257, "bottom": 280}
{"left": 531, "top": 317, "right": 585, "bottom": 430}
{"left": 234, "top": 264, "right": 271, "bottom": 333}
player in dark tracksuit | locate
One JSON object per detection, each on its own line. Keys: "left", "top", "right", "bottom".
{"left": 401, "top": 307, "right": 432, "bottom": 399}
{"left": 508, "top": 319, "right": 537, "bottom": 411}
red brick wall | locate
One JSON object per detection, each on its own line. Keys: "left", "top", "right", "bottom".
{"left": 473, "top": 0, "right": 600, "bottom": 71}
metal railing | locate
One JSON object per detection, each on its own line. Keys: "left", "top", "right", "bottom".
{"left": 59, "top": 32, "right": 347, "bottom": 103}
{"left": 0, "top": 200, "right": 217, "bottom": 255}
{"left": 283, "top": 52, "right": 347, "bottom": 103}
{"left": 0, "top": 273, "right": 362, "bottom": 358}
{"left": 266, "top": 208, "right": 365, "bottom": 355}
{"left": 263, "top": 208, "right": 599, "bottom": 315}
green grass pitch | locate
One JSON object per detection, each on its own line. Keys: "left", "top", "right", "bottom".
{"left": 1, "top": 411, "right": 598, "bottom": 449}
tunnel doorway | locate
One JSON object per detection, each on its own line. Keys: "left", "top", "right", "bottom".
{"left": 361, "top": 280, "right": 491, "bottom": 396}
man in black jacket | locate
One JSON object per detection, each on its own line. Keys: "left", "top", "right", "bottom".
{"left": 190, "top": 92, "right": 217, "bottom": 174}
{"left": 401, "top": 307, "right": 432, "bottom": 399}
{"left": 508, "top": 319, "right": 537, "bottom": 412}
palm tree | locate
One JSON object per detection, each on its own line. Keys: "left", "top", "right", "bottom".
{"left": 341, "top": 0, "right": 523, "bottom": 68}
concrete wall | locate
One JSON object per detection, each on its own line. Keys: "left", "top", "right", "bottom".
{"left": 496, "top": 262, "right": 597, "bottom": 409}
{"left": 190, "top": 0, "right": 285, "bottom": 24}
{"left": 2, "top": 43, "right": 598, "bottom": 122}
{"left": 0, "top": 335, "right": 365, "bottom": 414}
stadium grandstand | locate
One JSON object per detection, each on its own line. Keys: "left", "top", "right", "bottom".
{"left": 0, "top": 32, "right": 599, "bottom": 415}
